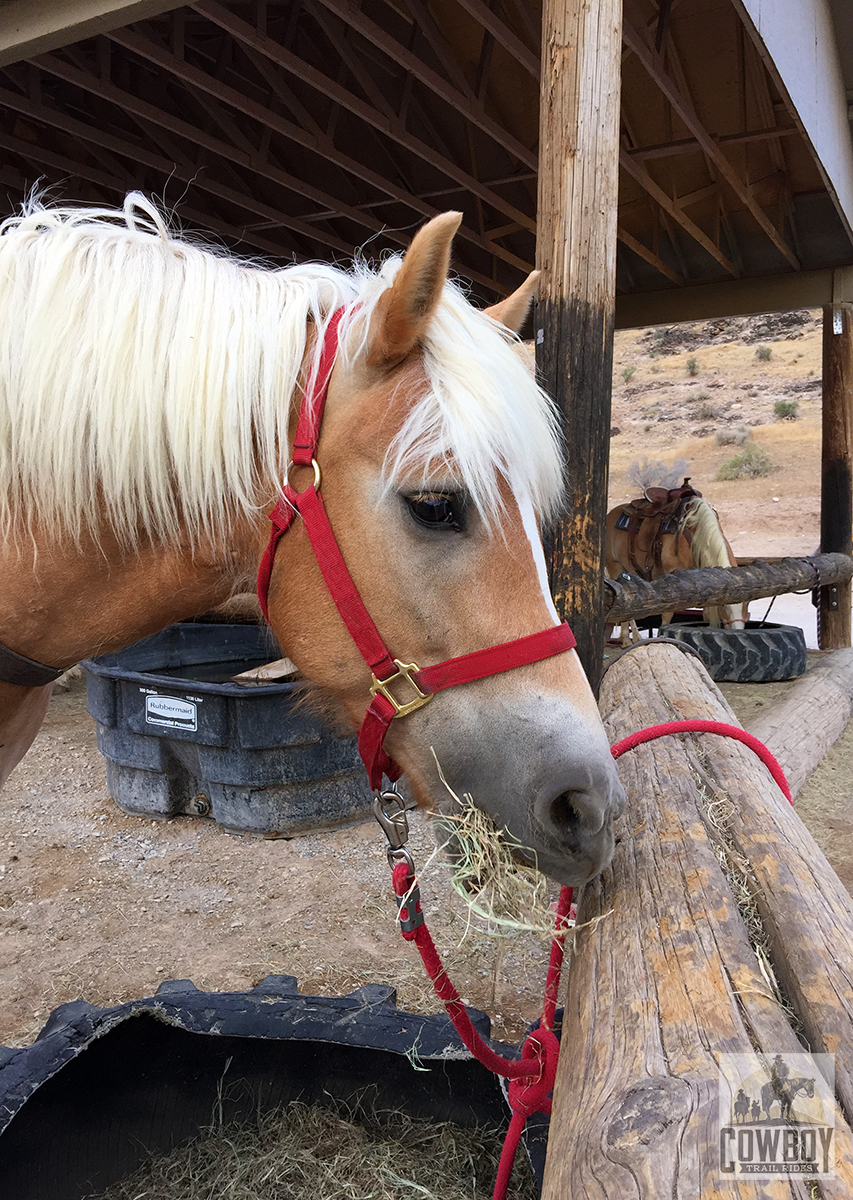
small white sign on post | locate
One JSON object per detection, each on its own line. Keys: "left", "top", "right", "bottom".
{"left": 834, "top": 309, "right": 843, "bottom": 335}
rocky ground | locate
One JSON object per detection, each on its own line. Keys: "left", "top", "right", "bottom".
{"left": 2, "top": 308, "right": 851, "bottom": 1053}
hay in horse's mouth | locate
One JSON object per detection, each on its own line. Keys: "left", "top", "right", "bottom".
{"left": 429, "top": 753, "right": 563, "bottom": 943}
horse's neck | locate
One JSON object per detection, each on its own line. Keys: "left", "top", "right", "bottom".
{"left": 0, "top": 514, "right": 268, "bottom": 668}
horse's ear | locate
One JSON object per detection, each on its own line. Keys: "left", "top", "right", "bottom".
{"left": 483, "top": 270, "right": 540, "bottom": 333}
{"left": 366, "top": 211, "right": 462, "bottom": 368}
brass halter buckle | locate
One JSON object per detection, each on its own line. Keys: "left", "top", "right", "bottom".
{"left": 370, "top": 659, "right": 433, "bottom": 719}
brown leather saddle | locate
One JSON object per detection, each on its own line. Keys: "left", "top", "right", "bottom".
{"left": 613, "top": 478, "right": 702, "bottom": 581}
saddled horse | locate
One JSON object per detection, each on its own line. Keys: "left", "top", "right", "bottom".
{"left": 0, "top": 194, "right": 624, "bottom": 885}
{"left": 761, "top": 1076, "right": 815, "bottom": 1122}
{"left": 605, "top": 480, "right": 748, "bottom": 640}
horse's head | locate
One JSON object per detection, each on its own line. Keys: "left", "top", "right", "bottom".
{"left": 265, "top": 214, "right": 625, "bottom": 885}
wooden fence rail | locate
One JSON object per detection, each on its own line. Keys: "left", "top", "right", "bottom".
{"left": 604, "top": 552, "right": 853, "bottom": 625}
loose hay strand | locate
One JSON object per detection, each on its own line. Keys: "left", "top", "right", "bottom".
{"left": 430, "top": 752, "right": 560, "bottom": 942}
{"left": 85, "top": 1101, "right": 538, "bottom": 1200}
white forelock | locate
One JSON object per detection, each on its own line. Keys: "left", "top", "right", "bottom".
{"left": 0, "top": 193, "right": 564, "bottom": 545}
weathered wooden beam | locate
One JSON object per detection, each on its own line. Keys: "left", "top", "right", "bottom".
{"left": 616, "top": 264, "right": 853, "bottom": 329}
{"left": 537, "top": 0, "right": 622, "bottom": 695}
{"left": 604, "top": 552, "right": 853, "bottom": 624}
{"left": 748, "top": 646, "right": 853, "bottom": 798}
{"left": 541, "top": 642, "right": 853, "bottom": 1196}
{"left": 821, "top": 304, "right": 853, "bottom": 649}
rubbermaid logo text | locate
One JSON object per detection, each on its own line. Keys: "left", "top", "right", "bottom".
{"left": 145, "top": 694, "right": 197, "bottom": 731}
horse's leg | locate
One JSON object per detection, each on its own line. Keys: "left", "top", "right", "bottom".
{"left": 0, "top": 682, "right": 55, "bottom": 788}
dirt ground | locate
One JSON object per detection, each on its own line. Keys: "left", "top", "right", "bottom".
{"left": 2, "top": 309, "right": 852, "bottom": 1053}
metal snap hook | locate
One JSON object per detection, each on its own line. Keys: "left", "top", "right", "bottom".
{"left": 372, "top": 787, "right": 410, "bottom": 852}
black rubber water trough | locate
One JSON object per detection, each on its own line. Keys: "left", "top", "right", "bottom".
{"left": 0, "top": 980, "right": 549, "bottom": 1199}
{"left": 82, "top": 623, "right": 367, "bottom": 836}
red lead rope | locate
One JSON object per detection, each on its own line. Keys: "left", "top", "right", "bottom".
{"left": 394, "top": 719, "right": 792, "bottom": 1200}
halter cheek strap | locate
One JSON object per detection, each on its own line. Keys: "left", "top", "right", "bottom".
{"left": 257, "top": 306, "right": 577, "bottom": 790}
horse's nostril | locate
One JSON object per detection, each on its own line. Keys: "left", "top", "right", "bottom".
{"left": 547, "top": 792, "right": 586, "bottom": 842}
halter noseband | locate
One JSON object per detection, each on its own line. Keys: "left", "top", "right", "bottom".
{"left": 256, "top": 307, "right": 577, "bottom": 791}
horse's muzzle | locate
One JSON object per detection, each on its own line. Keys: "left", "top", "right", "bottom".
{"left": 529, "top": 772, "right": 626, "bottom": 885}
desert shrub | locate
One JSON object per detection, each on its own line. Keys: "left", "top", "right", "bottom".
{"left": 716, "top": 425, "right": 749, "bottom": 446}
{"left": 774, "top": 398, "right": 799, "bottom": 420}
{"left": 621, "top": 365, "right": 636, "bottom": 383}
{"left": 628, "top": 457, "right": 690, "bottom": 490}
{"left": 698, "top": 402, "right": 718, "bottom": 420}
{"left": 716, "top": 442, "right": 773, "bottom": 480}
{"left": 686, "top": 356, "right": 699, "bottom": 376}
{"left": 756, "top": 344, "right": 772, "bottom": 362}
{"left": 694, "top": 390, "right": 710, "bottom": 400}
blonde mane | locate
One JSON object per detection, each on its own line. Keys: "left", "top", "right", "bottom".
{"left": 0, "top": 193, "right": 563, "bottom": 546}
{"left": 681, "top": 497, "right": 732, "bottom": 567}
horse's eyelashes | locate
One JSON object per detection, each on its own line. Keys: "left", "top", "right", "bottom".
{"left": 405, "top": 492, "right": 465, "bottom": 532}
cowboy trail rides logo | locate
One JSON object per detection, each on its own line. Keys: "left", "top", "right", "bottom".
{"left": 718, "top": 1053, "right": 835, "bottom": 1179}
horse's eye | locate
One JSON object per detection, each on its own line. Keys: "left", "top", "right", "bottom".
{"left": 406, "top": 492, "right": 464, "bottom": 532}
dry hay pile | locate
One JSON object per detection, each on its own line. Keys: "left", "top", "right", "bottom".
{"left": 86, "top": 1101, "right": 537, "bottom": 1200}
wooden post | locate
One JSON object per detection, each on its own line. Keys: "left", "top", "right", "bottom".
{"left": 535, "top": 0, "right": 622, "bottom": 694}
{"left": 820, "top": 302, "right": 853, "bottom": 648}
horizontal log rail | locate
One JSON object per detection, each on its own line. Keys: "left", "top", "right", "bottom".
{"left": 604, "top": 552, "right": 853, "bottom": 624}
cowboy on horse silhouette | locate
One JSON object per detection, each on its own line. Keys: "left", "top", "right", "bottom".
{"left": 771, "top": 1055, "right": 791, "bottom": 1093}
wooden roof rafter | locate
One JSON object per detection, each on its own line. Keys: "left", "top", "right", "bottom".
{"left": 187, "top": 2, "right": 535, "bottom": 235}
{"left": 26, "top": 44, "right": 521, "bottom": 287}
{"left": 0, "top": 116, "right": 338, "bottom": 260}
{"left": 3, "top": 59, "right": 394, "bottom": 256}
{"left": 0, "top": 0, "right": 848, "bottom": 309}
{"left": 452, "top": 0, "right": 538, "bottom": 79}
{"left": 185, "top": 2, "right": 535, "bottom": 272}
{"left": 620, "top": 146, "right": 739, "bottom": 276}
{"left": 309, "top": 0, "right": 534, "bottom": 168}
{"left": 622, "top": 0, "right": 800, "bottom": 271}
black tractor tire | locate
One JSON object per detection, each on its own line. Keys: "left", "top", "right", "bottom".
{"left": 656, "top": 620, "right": 807, "bottom": 683}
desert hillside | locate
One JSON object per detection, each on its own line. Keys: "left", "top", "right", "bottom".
{"left": 609, "top": 309, "right": 823, "bottom": 561}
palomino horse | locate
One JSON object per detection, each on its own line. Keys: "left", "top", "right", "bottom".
{"left": 0, "top": 194, "right": 624, "bottom": 885}
{"left": 605, "top": 482, "right": 748, "bottom": 639}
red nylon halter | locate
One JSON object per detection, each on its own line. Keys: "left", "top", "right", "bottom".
{"left": 257, "top": 306, "right": 577, "bottom": 790}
